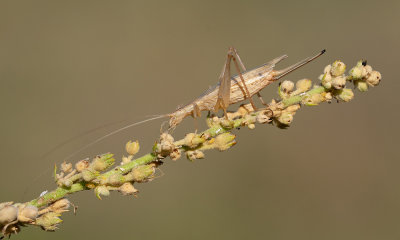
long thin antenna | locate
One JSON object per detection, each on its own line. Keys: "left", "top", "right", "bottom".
{"left": 62, "top": 114, "right": 167, "bottom": 162}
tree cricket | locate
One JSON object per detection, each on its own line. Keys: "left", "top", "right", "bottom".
{"left": 68, "top": 47, "right": 326, "bottom": 154}
{"left": 167, "top": 47, "right": 325, "bottom": 129}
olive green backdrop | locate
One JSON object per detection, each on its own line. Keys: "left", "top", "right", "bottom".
{"left": 0, "top": 0, "right": 399, "bottom": 239}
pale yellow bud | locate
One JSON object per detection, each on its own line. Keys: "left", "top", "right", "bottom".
{"left": 295, "top": 79, "right": 312, "bottom": 93}
{"left": 18, "top": 205, "right": 38, "bottom": 223}
{"left": 75, "top": 159, "right": 89, "bottom": 172}
{"left": 186, "top": 150, "right": 205, "bottom": 161}
{"left": 61, "top": 162, "right": 73, "bottom": 173}
{"left": 330, "top": 61, "right": 346, "bottom": 77}
{"left": 366, "top": 71, "right": 381, "bottom": 86}
{"left": 49, "top": 199, "right": 70, "bottom": 213}
{"left": 323, "top": 64, "right": 332, "bottom": 74}
{"left": 214, "top": 132, "right": 236, "bottom": 151}
{"left": 335, "top": 88, "right": 354, "bottom": 102}
{"left": 281, "top": 80, "right": 294, "bottom": 93}
{"left": 125, "top": 140, "right": 140, "bottom": 156}
{"left": 170, "top": 148, "right": 182, "bottom": 161}
{"left": 349, "top": 66, "right": 363, "bottom": 79}
{"left": 332, "top": 76, "right": 346, "bottom": 90}
{"left": 119, "top": 183, "right": 138, "bottom": 196}
{"left": 277, "top": 112, "right": 293, "bottom": 125}
{"left": 0, "top": 205, "right": 18, "bottom": 225}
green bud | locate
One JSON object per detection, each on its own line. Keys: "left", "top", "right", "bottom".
{"left": 330, "top": 61, "right": 346, "bottom": 77}
{"left": 35, "top": 212, "right": 63, "bottom": 231}
{"left": 91, "top": 153, "right": 115, "bottom": 172}
{"left": 107, "top": 173, "right": 124, "bottom": 186}
{"left": 82, "top": 169, "right": 99, "bottom": 182}
{"left": 355, "top": 80, "right": 369, "bottom": 92}
{"left": 95, "top": 186, "right": 110, "bottom": 200}
{"left": 132, "top": 164, "right": 155, "bottom": 182}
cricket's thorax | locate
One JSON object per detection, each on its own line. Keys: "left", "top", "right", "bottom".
{"left": 168, "top": 64, "right": 276, "bottom": 127}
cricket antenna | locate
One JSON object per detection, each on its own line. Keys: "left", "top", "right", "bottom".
{"left": 21, "top": 114, "right": 167, "bottom": 201}
{"left": 273, "top": 49, "right": 326, "bottom": 79}
{"left": 61, "top": 114, "right": 167, "bottom": 162}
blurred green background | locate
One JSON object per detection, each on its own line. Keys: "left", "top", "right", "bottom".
{"left": 0, "top": 0, "right": 399, "bottom": 239}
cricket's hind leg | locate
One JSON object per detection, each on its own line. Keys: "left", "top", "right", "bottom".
{"left": 228, "top": 47, "right": 258, "bottom": 111}
{"left": 215, "top": 47, "right": 258, "bottom": 120}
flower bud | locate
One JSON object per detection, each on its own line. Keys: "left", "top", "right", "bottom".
{"left": 75, "top": 159, "right": 89, "bottom": 172}
{"left": 214, "top": 132, "right": 236, "bottom": 151}
{"left": 349, "top": 66, "right": 363, "bottom": 79}
{"left": 335, "top": 88, "right": 354, "bottom": 102}
{"left": 281, "top": 80, "right": 294, "bottom": 93}
{"left": 366, "top": 71, "right": 381, "bottom": 86}
{"left": 220, "top": 119, "right": 234, "bottom": 129}
{"left": 107, "top": 173, "right": 124, "bottom": 186}
{"left": 0, "top": 205, "right": 18, "bottom": 225}
{"left": 35, "top": 212, "right": 62, "bottom": 231}
{"left": 170, "top": 148, "right": 182, "bottom": 161}
{"left": 323, "top": 64, "right": 332, "bottom": 74}
{"left": 18, "top": 205, "right": 38, "bottom": 223}
{"left": 295, "top": 79, "right": 312, "bottom": 93}
{"left": 186, "top": 150, "right": 205, "bottom": 161}
{"left": 321, "top": 73, "right": 332, "bottom": 89}
{"left": 277, "top": 112, "right": 293, "bottom": 125}
{"left": 49, "top": 199, "right": 70, "bottom": 213}
{"left": 332, "top": 76, "right": 346, "bottom": 90}
{"left": 119, "top": 183, "right": 138, "bottom": 196}
{"left": 61, "top": 162, "right": 73, "bottom": 173}
{"left": 125, "top": 140, "right": 140, "bottom": 156}
{"left": 355, "top": 80, "right": 369, "bottom": 92}
{"left": 256, "top": 110, "right": 273, "bottom": 124}
{"left": 132, "top": 164, "right": 156, "bottom": 182}
{"left": 91, "top": 153, "right": 115, "bottom": 172}
{"left": 95, "top": 186, "right": 110, "bottom": 200}
{"left": 330, "top": 61, "right": 346, "bottom": 77}
{"left": 82, "top": 169, "right": 99, "bottom": 182}
{"left": 184, "top": 133, "right": 206, "bottom": 148}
